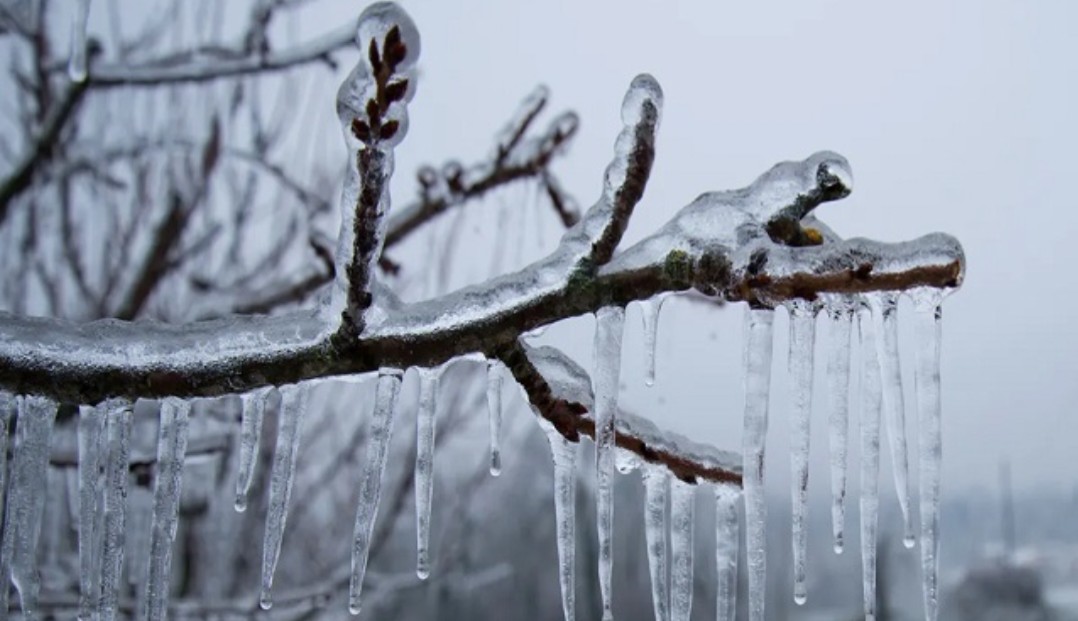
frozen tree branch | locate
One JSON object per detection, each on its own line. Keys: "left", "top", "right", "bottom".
{"left": 0, "top": 3, "right": 965, "bottom": 491}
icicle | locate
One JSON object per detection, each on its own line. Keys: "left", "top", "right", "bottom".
{"left": 670, "top": 479, "right": 694, "bottom": 621}
{"left": 640, "top": 294, "right": 669, "bottom": 387}
{"left": 99, "top": 404, "right": 132, "bottom": 621}
{"left": 742, "top": 306, "right": 774, "bottom": 621}
{"left": 0, "top": 392, "right": 14, "bottom": 530}
{"left": 824, "top": 298, "right": 854, "bottom": 554}
{"left": 3, "top": 396, "right": 58, "bottom": 618}
{"left": 77, "top": 402, "right": 108, "bottom": 621}
{"left": 715, "top": 485, "right": 740, "bottom": 621}
{"left": 593, "top": 305, "right": 626, "bottom": 621}
{"left": 348, "top": 370, "right": 403, "bottom": 616}
{"left": 912, "top": 288, "right": 945, "bottom": 621}
{"left": 414, "top": 368, "right": 440, "bottom": 580}
{"left": 785, "top": 299, "right": 815, "bottom": 605}
{"left": 259, "top": 383, "right": 311, "bottom": 610}
{"left": 857, "top": 302, "right": 883, "bottom": 621}
{"left": 68, "top": 0, "right": 91, "bottom": 82}
{"left": 486, "top": 360, "right": 504, "bottom": 476}
{"left": 0, "top": 393, "right": 13, "bottom": 619}
{"left": 643, "top": 469, "right": 670, "bottom": 621}
{"left": 545, "top": 426, "right": 577, "bottom": 621}
{"left": 866, "top": 292, "right": 914, "bottom": 546}
{"left": 235, "top": 387, "right": 271, "bottom": 512}
{"left": 142, "top": 398, "right": 191, "bottom": 621}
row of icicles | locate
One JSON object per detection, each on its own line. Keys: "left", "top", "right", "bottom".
{"left": 0, "top": 284, "right": 943, "bottom": 621}
{"left": 585, "top": 287, "right": 946, "bottom": 621}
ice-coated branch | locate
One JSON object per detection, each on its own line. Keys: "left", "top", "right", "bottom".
{"left": 560, "top": 74, "right": 661, "bottom": 269}
{"left": 499, "top": 341, "right": 742, "bottom": 486}
{"left": 330, "top": 4, "right": 420, "bottom": 334}
{"left": 0, "top": 4, "right": 965, "bottom": 492}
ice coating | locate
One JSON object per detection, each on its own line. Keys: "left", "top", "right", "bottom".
{"left": 328, "top": 2, "right": 420, "bottom": 319}
{"left": 857, "top": 303, "right": 883, "bottom": 621}
{"left": 99, "top": 404, "right": 132, "bottom": 621}
{"left": 492, "top": 84, "right": 549, "bottom": 162}
{"left": 486, "top": 360, "right": 504, "bottom": 476}
{"left": 824, "top": 297, "right": 854, "bottom": 554}
{"left": 259, "top": 382, "right": 311, "bottom": 610}
{"left": 414, "top": 367, "right": 440, "bottom": 580}
{"left": 143, "top": 397, "right": 190, "bottom": 621}
{"left": 606, "top": 151, "right": 853, "bottom": 275}
{"left": 523, "top": 343, "right": 741, "bottom": 481}
{"left": 742, "top": 307, "right": 775, "bottom": 621}
{"left": 68, "top": 0, "right": 91, "bottom": 82}
{"left": 546, "top": 425, "right": 578, "bottom": 621}
{"left": 603, "top": 74, "right": 662, "bottom": 207}
{"left": 640, "top": 294, "right": 669, "bottom": 387}
{"left": 670, "top": 480, "right": 695, "bottom": 621}
{"left": 235, "top": 386, "right": 272, "bottom": 512}
{"left": 911, "top": 287, "right": 946, "bottom": 621}
{"left": 785, "top": 298, "right": 816, "bottom": 604}
{"left": 3, "top": 396, "right": 57, "bottom": 618}
{"left": 715, "top": 485, "right": 740, "bottom": 621}
{"left": 349, "top": 371, "right": 402, "bottom": 615}
{"left": 77, "top": 402, "right": 108, "bottom": 621}
{"left": 643, "top": 469, "right": 670, "bottom": 621}
{"left": 866, "top": 292, "right": 914, "bottom": 546}
{"left": 593, "top": 305, "right": 626, "bottom": 621}
{"left": 553, "top": 74, "right": 661, "bottom": 268}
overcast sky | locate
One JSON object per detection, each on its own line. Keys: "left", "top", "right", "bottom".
{"left": 69, "top": 1, "right": 1078, "bottom": 498}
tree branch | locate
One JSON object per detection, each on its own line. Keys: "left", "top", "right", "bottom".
{"left": 0, "top": 79, "right": 88, "bottom": 223}
{"left": 79, "top": 23, "right": 354, "bottom": 87}
{"left": 0, "top": 9, "right": 965, "bottom": 490}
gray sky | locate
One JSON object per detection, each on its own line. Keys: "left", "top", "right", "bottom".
{"left": 74, "top": 1, "right": 1078, "bottom": 496}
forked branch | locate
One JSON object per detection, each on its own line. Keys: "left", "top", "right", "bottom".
{"left": 0, "top": 4, "right": 964, "bottom": 487}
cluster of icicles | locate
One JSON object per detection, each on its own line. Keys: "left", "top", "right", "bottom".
{"left": 0, "top": 285, "right": 946, "bottom": 621}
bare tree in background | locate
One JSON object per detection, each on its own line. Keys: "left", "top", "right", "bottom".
{"left": 0, "top": 2, "right": 966, "bottom": 621}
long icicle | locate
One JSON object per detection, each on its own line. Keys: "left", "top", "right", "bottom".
{"left": 825, "top": 299, "right": 854, "bottom": 554}
{"left": 0, "top": 390, "right": 15, "bottom": 612}
{"left": 594, "top": 305, "right": 626, "bottom": 621}
{"left": 4, "top": 396, "right": 58, "bottom": 619}
{"left": 142, "top": 397, "right": 191, "bottom": 621}
{"left": 235, "top": 386, "right": 272, "bottom": 512}
{"left": 77, "top": 402, "right": 109, "bottom": 621}
{"left": 858, "top": 302, "right": 883, "bottom": 621}
{"left": 742, "top": 306, "right": 775, "bottom": 621}
{"left": 912, "top": 288, "right": 945, "bottom": 621}
{"left": 715, "top": 485, "right": 740, "bottom": 621}
{"left": 348, "top": 370, "right": 403, "bottom": 616}
{"left": 866, "top": 292, "right": 914, "bottom": 546}
{"left": 486, "top": 360, "right": 504, "bottom": 476}
{"left": 414, "top": 367, "right": 440, "bottom": 580}
{"left": 785, "top": 299, "right": 816, "bottom": 605}
{"left": 546, "top": 426, "right": 578, "bottom": 621}
{"left": 640, "top": 294, "right": 669, "bottom": 387}
{"left": 670, "top": 479, "right": 694, "bottom": 621}
{"left": 99, "top": 403, "right": 132, "bottom": 621}
{"left": 259, "top": 382, "right": 311, "bottom": 610}
{"left": 643, "top": 469, "right": 670, "bottom": 621}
